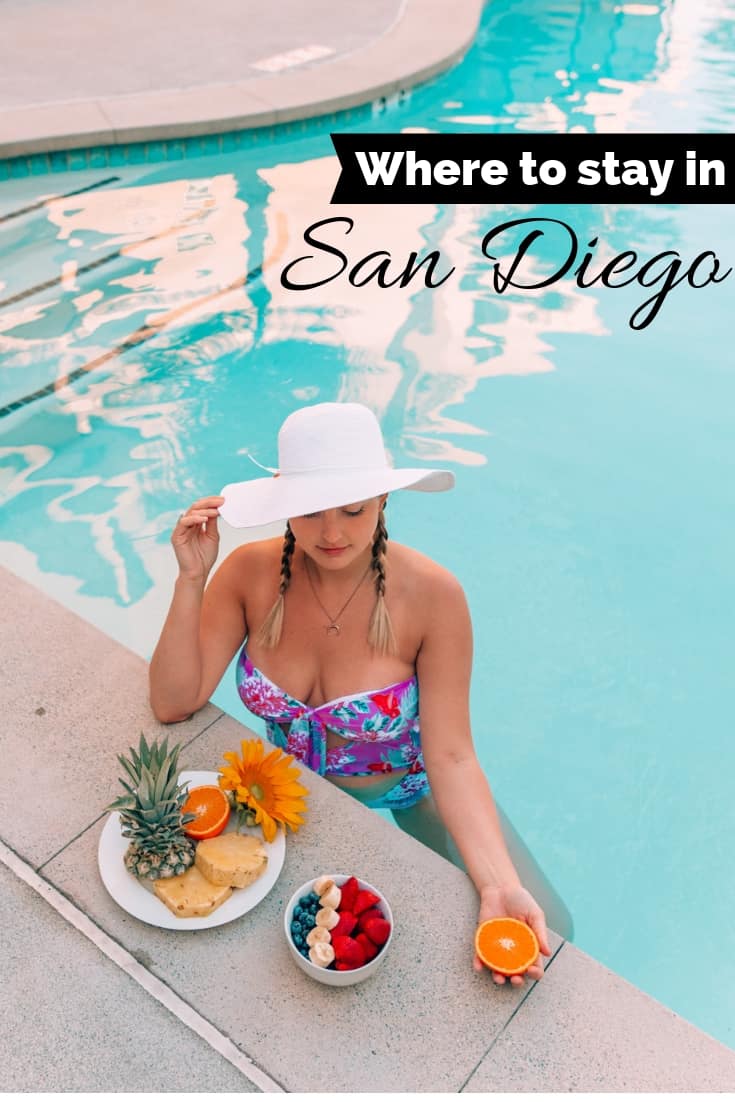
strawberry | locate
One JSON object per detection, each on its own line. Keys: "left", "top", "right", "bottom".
{"left": 332, "top": 910, "right": 358, "bottom": 938}
{"left": 353, "top": 889, "right": 381, "bottom": 916}
{"left": 357, "top": 907, "right": 383, "bottom": 930}
{"left": 331, "top": 934, "right": 367, "bottom": 969}
{"left": 355, "top": 932, "right": 379, "bottom": 962}
{"left": 335, "top": 963, "right": 352, "bottom": 971}
{"left": 339, "top": 876, "right": 360, "bottom": 913}
{"left": 362, "top": 916, "right": 391, "bottom": 946}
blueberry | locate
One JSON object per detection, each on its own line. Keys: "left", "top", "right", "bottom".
{"left": 309, "top": 902, "right": 319, "bottom": 914}
{"left": 294, "top": 906, "right": 303, "bottom": 919}
{"left": 299, "top": 896, "right": 310, "bottom": 907}
{"left": 291, "top": 921, "right": 302, "bottom": 934}
{"left": 308, "top": 892, "right": 319, "bottom": 903}
{"left": 300, "top": 946, "right": 309, "bottom": 957}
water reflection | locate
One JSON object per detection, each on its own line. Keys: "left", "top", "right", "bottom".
{"left": 1, "top": 175, "right": 252, "bottom": 409}
{"left": 260, "top": 156, "right": 612, "bottom": 465}
{"left": 0, "top": 0, "right": 732, "bottom": 601}
{"left": 439, "top": 0, "right": 671, "bottom": 133}
{"left": 1, "top": 175, "right": 253, "bottom": 603}
{"left": 433, "top": 0, "right": 735, "bottom": 134}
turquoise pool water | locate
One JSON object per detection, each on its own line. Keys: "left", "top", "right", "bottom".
{"left": 1, "top": 0, "right": 734, "bottom": 1050}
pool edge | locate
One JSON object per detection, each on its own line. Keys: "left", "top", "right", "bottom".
{"left": 0, "top": 0, "right": 483, "bottom": 163}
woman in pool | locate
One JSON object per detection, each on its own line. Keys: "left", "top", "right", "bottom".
{"left": 150, "top": 402, "right": 564, "bottom": 983}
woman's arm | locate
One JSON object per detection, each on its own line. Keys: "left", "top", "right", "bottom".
{"left": 150, "top": 560, "right": 248, "bottom": 723}
{"left": 416, "top": 568, "right": 548, "bottom": 982}
{"left": 415, "top": 571, "right": 521, "bottom": 894}
{"left": 416, "top": 569, "right": 551, "bottom": 982}
{"left": 149, "top": 497, "right": 248, "bottom": 723}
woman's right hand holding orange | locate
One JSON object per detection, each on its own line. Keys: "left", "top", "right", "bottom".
{"left": 172, "top": 495, "right": 225, "bottom": 583}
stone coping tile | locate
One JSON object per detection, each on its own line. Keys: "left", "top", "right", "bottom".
{"left": 99, "top": 86, "right": 279, "bottom": 145}
{"left": 42, "top": 711, "right": 557, "bottom": 1093}
{"left": 462, "top": 941, "right": 735, "bottom": 1092}
{"left": 0, "top": 100, "right": 114, "bottom": 157}
{"left": 0, "top": 0, "right": 483, "bottom": 157}
{"left": 0, "top": 566, "right": 222, "bottom": 868}
{"left": 257, "top": 62, "right": 404, "bottom": 123}
{"left": 0, "top": 862, "right": 258, "bottom": 1092}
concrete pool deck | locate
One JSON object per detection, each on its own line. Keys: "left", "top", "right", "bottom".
{"left": 2, "top": 563, "right": 735, "bottom": 1091}
{"left": 0, "top": 0, "right": 483, "bottom": 159}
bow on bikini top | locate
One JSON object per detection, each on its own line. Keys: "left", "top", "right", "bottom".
{"left": 235, "top": 647, "right": 422, "bottom": 778}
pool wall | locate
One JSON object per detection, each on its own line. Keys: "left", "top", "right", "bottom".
{"left": 2, "top": 563, "right": 734, "bottom": 1091}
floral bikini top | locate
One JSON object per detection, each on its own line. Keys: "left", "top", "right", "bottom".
{"left": 235, "top": 647, "right": 423, "bottom": 778}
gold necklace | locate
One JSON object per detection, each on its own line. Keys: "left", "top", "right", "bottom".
{"left": 304, "top": 556, "right": 372, "bottom": 636}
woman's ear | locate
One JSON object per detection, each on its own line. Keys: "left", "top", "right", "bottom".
{"left": 380, "top": 493, "right": 389, "bottom": 509}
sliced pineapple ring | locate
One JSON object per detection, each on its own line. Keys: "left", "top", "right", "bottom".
{"left": 153, "top": 865, "right": 232, "bottom": 918}
{"left": 195, "top": 832, "right": 268, "bottom": 888}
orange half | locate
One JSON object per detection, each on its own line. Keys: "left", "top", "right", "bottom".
{"left": 181, "top": 785, "right": 231, "bottom": 839}
{"left": 475, "top": 917, "right": 539, "bottom": 975}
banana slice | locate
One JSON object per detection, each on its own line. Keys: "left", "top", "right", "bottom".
{"left": 313, "top": 876, "right": 335, "bottom": 897}
{"left": 315, "top": 906, "right": 339, "bottom": 930}
{"left": 319, "top": 884, "right": 342, "bottom": 910}
{"left": 309, "top": 942, "right": 335, "bottom": 968}
{"left": 306, "top": 925, "right": 331, "bottom": 947}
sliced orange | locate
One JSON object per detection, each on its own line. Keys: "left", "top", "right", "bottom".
{"left": 475, "top": 917, "right": 539, "bottom": 975}
{"left": 181, "top": 785, "right": 231, "bottom": 840}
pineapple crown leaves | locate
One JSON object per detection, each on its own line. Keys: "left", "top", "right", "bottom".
{"left": 117, "top": 732, "right": 177, "bottom": 786}
{"left": 105, "top": 732, "right": 196, "bottom": 826}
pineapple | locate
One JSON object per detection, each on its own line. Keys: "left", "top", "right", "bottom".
{"left": 106, "top": 733, "right": 196, "bottom": 882}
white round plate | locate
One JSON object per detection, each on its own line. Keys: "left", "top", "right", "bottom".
{"left": 98, "top": 770, "right": 286, "bottom": 930}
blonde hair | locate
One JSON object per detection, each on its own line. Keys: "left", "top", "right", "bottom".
{"left": 367, "top": 505, "right": 397, "bottom": 656}
{"left": 255, "top": 504, "right": 398, "bottom": 655}
{"left": 254, "top": 522, "right": 295, "bottom": 650}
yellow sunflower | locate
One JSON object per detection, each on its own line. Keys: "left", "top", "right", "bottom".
{"left": 218, "top": 739, "right": 309, "bottom": 843}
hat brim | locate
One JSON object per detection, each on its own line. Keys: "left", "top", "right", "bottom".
{"left": 219, "top": 467, "right": 454, "bottom": 529}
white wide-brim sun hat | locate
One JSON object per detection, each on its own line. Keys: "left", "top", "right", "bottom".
{"left": 219, "top": 402, "right": 455, "bottom": 529}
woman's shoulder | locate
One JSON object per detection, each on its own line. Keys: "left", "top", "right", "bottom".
{"left": 389, "top": 542, "right": 465, "bottom": 601}
{"left": 387, "top": 552, "right": 471, "bottom": 687}
{"left": 391, "top": 543, "right": 470, "bottom": 654}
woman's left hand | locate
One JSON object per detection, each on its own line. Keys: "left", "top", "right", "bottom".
{"left": 474, "top": 884, "right": 552, "bottom": 985}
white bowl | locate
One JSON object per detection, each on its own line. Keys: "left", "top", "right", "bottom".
{"left": 284, "top": 874, "right": 394, "bottom": 986}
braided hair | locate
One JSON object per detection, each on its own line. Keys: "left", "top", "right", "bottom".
{"left": 255, "top": 522, "right": 296, "bottom": 649}
{"left": 367, "top": 502, "right": 398, "bottom": 656}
